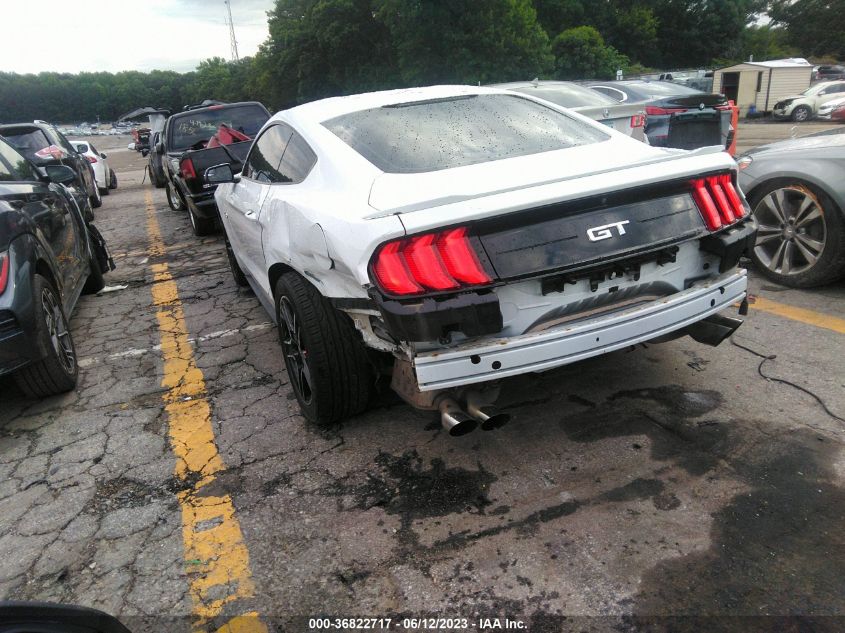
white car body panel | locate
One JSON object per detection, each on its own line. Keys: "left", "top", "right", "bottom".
{"left": 71, "top": 141, "right": 109, "bottom": 190}
{"left": 216, "top": 85, "right": 750, "bottom": 394}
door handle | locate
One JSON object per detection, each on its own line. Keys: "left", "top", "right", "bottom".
{"left": 244, "top": 208, "right": 258, "bottom": 219}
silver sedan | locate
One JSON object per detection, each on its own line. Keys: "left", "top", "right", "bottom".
{"left": 738, "top": 128, "right": 845, "bottom": 287}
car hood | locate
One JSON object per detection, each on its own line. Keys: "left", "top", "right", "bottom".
{"left": 776, "top": 94, "right": 808, "bottom": 103}
{"left": 367, "top": 137, "right": 731, "bottom": 219}
{"left": 744, "top": 131, "right": 845, "bottom": 158}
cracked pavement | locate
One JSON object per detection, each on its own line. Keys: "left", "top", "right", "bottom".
{"left": 1, "top": 135, "right": 844, "bottom": 632}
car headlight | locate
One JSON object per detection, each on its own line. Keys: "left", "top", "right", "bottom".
{"left": 737, "top": 156, "right": 753, "bottom": 171}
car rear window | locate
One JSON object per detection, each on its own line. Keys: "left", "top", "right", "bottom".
{"left": 168, "top": 105, "right": 270, "bottom": 152}
{"left": 324, "top": 94, "right": 607, "bottom": 174}
{"left": 2, "top": 128, "right": 54, "bottom": 163}
{"left": 75, "top": 143, "right": 90, "bottom": 153}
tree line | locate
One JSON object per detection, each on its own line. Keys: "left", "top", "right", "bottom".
{"left": 0, "top": 0, "right": 841, "bottom": 124}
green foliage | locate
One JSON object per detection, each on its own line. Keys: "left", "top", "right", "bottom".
{"left": 378, "top": 0, "right": 553, "bottom": 85}
{"left": 551, "top": 26, "right": 628, "bottom": 79}
{"left": 0, "top": 0, "right": 833, "bottom": 124}
{"left": 770, "top": 0, "right": 845, "bottom": 59}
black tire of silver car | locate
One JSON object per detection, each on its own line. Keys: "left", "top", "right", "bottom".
{"left": 14, "top": 274, "right": 79, "bottom": 397}
{"left": 82, "top": 251, "right": 106, "bottom": 295}
{"left": 791, "top": 105, "right": 812, "bottom": 122}
{"left": 109, "top": 169, "right": 118, "bottom": 190}
{"left": 152, "top": 168, "right": 166, "bottom": 189}
{"left": 188, "top": 206, "right": 216, "bottom": 236}
{"left": 225, "top": 234, "right": 249, "bottom": 287}
{"left": 90, "top": 183, "right": 102, "bottom": 209}
{"left": 274, "top": 272, "right": 373, "bottom": 425}
{"left": 166, "top": 181, "right": 185, "bottom": 211}
{"left": 749, "top": 180, "right": 845, "bottom": 287}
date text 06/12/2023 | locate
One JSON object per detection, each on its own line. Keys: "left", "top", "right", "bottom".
{"left": 307, "top": 617, "right": 527, "bottom": 630}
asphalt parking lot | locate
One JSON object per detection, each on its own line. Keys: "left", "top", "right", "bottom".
{"left": 1, "top": 123, "right": 844, "bottom": 633}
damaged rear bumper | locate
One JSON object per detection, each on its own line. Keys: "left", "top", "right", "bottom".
{"left": 413, "top": 269, "right": 747, "bottom": 391}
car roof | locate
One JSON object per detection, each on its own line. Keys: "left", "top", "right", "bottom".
{"left": 168, "top": 101, "right": 268, "bottom": 120}
{"left": 281, "top": 85, "right": 514, "bottom": 125}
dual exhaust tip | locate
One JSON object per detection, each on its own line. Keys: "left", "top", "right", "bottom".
{"left": 439, "top": 394, "right": 510, "bottom": 437}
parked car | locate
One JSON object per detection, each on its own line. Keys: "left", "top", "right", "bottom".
{"left": 586, "top": 80, "right": 733, "bottom": 151}
{"left": 816, "top": 95, "right": 845, "bottom": 121}
{"left": 0, "top": 121, "right": 101, "bottom": 216}
{"left": 773, "top": 81, "right": 845, "bottom": 122}
{"left": 815, "top": 65, "right": 845, "bottom": 81}
{"left": 159, "top": 101, "right": 271, "bottom": 235}
{"left": 117, "top": 107, "right": 170, "bottom": 188}
{"left": 209, "top": 85, "right": 756, "bottom": 433}
{"left": 492, "top": 80, "right": 646, "bottom": 141}
{"left": 0, "top": 135, "right": 113, "bottom": 397}
{"left": 71, "top": 140, "right": 117, "bottom": 194}
{"left": 737, "top": 128, "right": 845, "bottom": 287}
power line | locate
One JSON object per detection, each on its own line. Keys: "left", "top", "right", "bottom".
{"left": 224, "top": 0, "right": 240, "bottom": 62}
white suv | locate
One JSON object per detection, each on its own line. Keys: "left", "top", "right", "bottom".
{"left": 773, "top": 81, "right": 845, "bottom": 121}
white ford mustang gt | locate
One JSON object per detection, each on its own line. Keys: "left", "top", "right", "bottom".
{"left": 208, "top": 85, "right": 757, "bottom": 435}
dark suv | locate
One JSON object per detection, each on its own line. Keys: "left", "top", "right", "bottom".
{"left": 0, "top": 121, "right": 101, "bottom": 220}
{"left": 0, "top": 136, "right": 112, "bottom": 397}
{"left": 816, "top": 65, "right": 845, "bottom": 81}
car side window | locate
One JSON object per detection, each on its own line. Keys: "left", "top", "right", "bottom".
{"left": 0, "top": 141, "right": 39, "bottom": 182}
{"left": 243, "top": 124, "right": 292, "bottom": 183}
{"left": 277, "top": 132, "right": 317, "bottom": 184}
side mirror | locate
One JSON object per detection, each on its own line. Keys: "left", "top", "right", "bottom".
{"left": 155, "top": 143, "right": 164, "bottom": 155}
{"left": 127, "top": 142, "right": 136, "bottom": 151}
{"left": 45, "top": 164, "right": 77, "bottom": 185}
{"left": 141, "top": 148, "right": 150, "bottom": 157}
{"left": 204, "top": 163, "right": 236, "bottom": 185}
{"left": 100, "top": 152, "right": 108, "bottom": 159}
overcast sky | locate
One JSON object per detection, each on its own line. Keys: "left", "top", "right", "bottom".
{"left": 0, "top": 0, "right": 275, "bottom": 74}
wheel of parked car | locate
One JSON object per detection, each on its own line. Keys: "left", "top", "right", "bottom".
{"left": 166, "top": 181, "right": 185, "bottom": 211}
{"left": 224, "top": 234, "right": 249, "bottom": 287}
{"left": 791, "top": 105, "right": 812, "bottom": 122}
{"left": 82, "top": 253, "right": 106, "bottom": 295}
{"left": 109, "top": 169, "right": 118, "bottom": 190}
{"left": 187, "top": 207, "right": 216, "bottom": 236}
{"left": 749, "top": 180, "right": 845, "bottom": 287}
{"left": 14, "top": 274, "right": 79, "bottom": 397}
{"left": 90, "top": 182, "right": 102, "bottom": 208}
{"left": 274, "top": 272, "right": 373, "bottom": 425}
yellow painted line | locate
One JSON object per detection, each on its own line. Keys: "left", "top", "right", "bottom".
{"left": 145, "top": 190, "right": 267, "bottom": 633}
{"left": 750, "top": 296, "right": 845, "bottom": 334}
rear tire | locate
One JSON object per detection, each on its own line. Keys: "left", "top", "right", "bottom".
{"left": 14, "top": 275, "right": 79, "bottom": 397}
{"left": 274, "top": 272, "right": 373, "bottom": 424}
{"left": 225, "top": 234, "right": 249, "bottom": 287}
{"left": 82, "top": 254, "right": 106, "bottom": 295}
{"left": 188, "top": 206, "right": 216, "bottom": 236}
{"left": 109, "top": 169, "right": 118, "bottom": 190}
{"left": 90, "top": 182, "right": 102, "bottom": 208}
{"left": 166, "top": 181, "right": 185, "bottom": 211}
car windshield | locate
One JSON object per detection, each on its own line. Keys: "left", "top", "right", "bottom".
{"left": 508, "top": 83, "right": 617, "bottom": 108}
{"left": 804, "top": 84, "right": 828, "bottom": 95}
{"left": 2, "top": 128, "right": 54, "bottom": 163}
{"left": 325, "top": 94, "right": 607, "bottom": 174}
{"left": 168, "top": 105, "right": 270, "bottom": 152}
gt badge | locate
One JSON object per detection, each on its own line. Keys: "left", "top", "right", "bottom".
{"left": 587, "top": 220, "right": 631, "bottom": 242}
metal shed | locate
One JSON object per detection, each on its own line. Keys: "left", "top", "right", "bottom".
{"left": 713, "top": 58, "right": 813, "bottom": 115}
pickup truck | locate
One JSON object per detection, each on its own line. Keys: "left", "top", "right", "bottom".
{"left": 158, "top": 101, "right": 271, "bottom": 235}
{"left": 209, "top": 86, "right": 757, "bottom": 436}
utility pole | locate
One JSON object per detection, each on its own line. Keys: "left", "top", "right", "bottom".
{"left": 225, "top": 0, "right": 240, "bottom": 62}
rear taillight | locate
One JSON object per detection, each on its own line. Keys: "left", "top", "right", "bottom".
{"left": 0, "top": 252, "right": 9, "bottom": 295}
{"left": 691, "top": 173, "right": 746, "bottom": 231}
{"left": 645, "top": 106, "right": 688, "bottom": 116}
{"left": 630, "top": 114, "right": 646, "bottom": 128}
{"left": 372, "top": 227, "right": 492, "bottom": 296}
{"left": 85, "top": 155, "right": 98, "bottom": 164}
{"left": 180, "top": 158, "right": 197, "bottom": 180}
